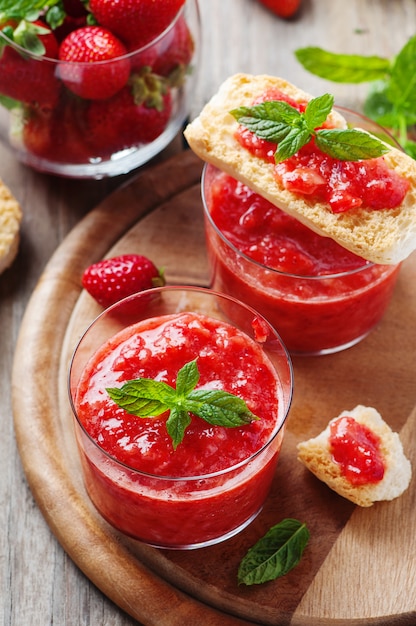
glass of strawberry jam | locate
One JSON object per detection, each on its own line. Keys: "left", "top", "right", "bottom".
{"left": 69, "top": 286, "right": 293, "bottom": 549}
{"left": 202, "top": 110, "right": 402, "bottom": 356}
{"left": 0, "top": 0, "right": 199, "bottom": 178}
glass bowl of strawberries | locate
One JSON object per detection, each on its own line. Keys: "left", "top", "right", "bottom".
{"left": 0, "top": 0, "right": 200, "bottom": 178}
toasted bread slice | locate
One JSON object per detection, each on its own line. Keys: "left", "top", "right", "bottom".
{"left": 297, "top": 405, "right": 412, "bottom": 507}
{"left": 0, "top": 177, "right": 22, "bottom": 274}
{"left": 184, "top": 73, "right": 416, "bottom": 264}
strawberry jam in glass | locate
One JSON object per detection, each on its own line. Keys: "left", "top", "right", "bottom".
{"left": 0, "top": 0, "right": 200, "bottom": 178}
{"left": 69, "top": 287, "right": 293, "bottom": 549}
{"left": 202, "top": 111, "right": 402, "bottom": 355}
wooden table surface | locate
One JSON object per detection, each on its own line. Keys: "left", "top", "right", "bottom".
{"left": 1, "top": 1, "right": 415, "bottom": 624}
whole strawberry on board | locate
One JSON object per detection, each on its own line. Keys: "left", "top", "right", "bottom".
{"left": 82, "top": 254, "right": 165, "bottom": 309}
{"left": 256, "top": 0, "right": 301, "bottom": 18}
{"left": 88, "top": 0, "right": 186, "bottom": 49}
{"left": 58, "top": 26, "right": 130, "bottom": 100}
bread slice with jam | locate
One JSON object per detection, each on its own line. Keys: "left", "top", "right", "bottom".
{"left": 296, "top": 405, "right": 412, "bottom": 507}
{"left": 0, "top": 177, "right": 22, "bottom": 274}
{"left": 184, "top": 73, "right": 416, "bottom": 265}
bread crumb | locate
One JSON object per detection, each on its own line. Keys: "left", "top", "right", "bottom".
{"left": 297, "top": 405, "right": 412, "bottom": 506}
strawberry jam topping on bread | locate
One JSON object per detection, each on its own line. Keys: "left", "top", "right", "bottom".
{"left": 234, "top": 88, "right": 409, "bottom": 214}
{"left": 297, "top": 405, "right": 412, "bottom": 507}
{"left": 184, "top": 74, "right": 416, "bottom": 264}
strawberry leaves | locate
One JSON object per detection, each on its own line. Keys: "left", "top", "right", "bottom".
{"left": 11, "top": 19, "right": 52, "bottom": 54}
{"left": 238, "top": 518, "right": 310, "bottom": 585}
{"left": 0, "top": 0, "right": 64, "bottom": 55}
{"left": 231, "top": 93, "right": 390, "bottom": 162}
{"left": 107, "top": 359, "right": 259, "bottom": 449}
{"left": 0, "top": 0, "right": 56, "bottom": 21}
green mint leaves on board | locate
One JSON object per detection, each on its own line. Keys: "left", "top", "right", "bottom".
{"left": 238, "top": 518, "right": 310, "bottom": 585}
{"left": 106, "top": 359, "right": 258, "bottom": 450}
{"left": 230, "top": 93, "right": 389, "bottom": 162}
{"left": 295, "top": 35, "right": 416, "bottom": 158}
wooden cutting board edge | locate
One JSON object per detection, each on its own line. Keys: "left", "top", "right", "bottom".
{"left": 11, "top": 151, "right": 416, "bottom": 626}
{"left": 11, "top": 152, "right": 256, "bottom": 626}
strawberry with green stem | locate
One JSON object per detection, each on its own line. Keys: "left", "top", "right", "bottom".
{"left": 86, "top": 67, "right": 173, "bottom": 155}
{"left": 82, "top": 254, "right": 166, "bottom": 309}
{"left": 152, "top": 13, "right": 194, "bottom": 86}
{"left": 0, "top": 19, "right": 61, "bottom": 107}
{"left": 0, "top": 0, "right": 67, "bottom": 50}
{"left": 58, "top": 25, "right": 130, "bottom": 100}
{"left": 128, "top": 13, "right": 195, "bottom": 88}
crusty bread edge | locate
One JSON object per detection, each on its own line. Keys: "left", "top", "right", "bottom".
{"left": 0, "top": 178, "right": 22, "bottom": 275}
{"left": 296, "top": 405, "right": 412, "bottom": 507}
{"left": 184, "top": 73, "right": 416, "bottom": 265}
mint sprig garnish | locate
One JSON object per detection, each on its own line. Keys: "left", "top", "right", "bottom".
{"left": 238, "top": 518, "right": 310, "bottom": 586}
{"left": 295, "top": 36, "right": 416, "bottom": 158}
{"left": 106, "top": 359, "right": 258, "bottom": 450}
{"left": 230, "top": 93, "right": 389, "bottom": 163}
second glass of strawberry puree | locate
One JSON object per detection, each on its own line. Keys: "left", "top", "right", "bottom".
{"left": 202, "top": 126, "right": 402, "bottom": 357}
{"left": 69, "top": 287, "right": 293, "bottom": 549}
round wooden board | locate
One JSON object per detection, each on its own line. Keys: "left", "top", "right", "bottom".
{"left": 12, "top": 151, "right": 416, "bottom": 626}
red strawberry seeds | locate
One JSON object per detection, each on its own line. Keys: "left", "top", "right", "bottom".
{"left": 89, "top": 0, "right": 186, "bottom": 49}
{"left": 58, "top": 26, "right": 130, "bottom": 100}
{"left": 82, "top": 254, "right": 165, "bottom": 308}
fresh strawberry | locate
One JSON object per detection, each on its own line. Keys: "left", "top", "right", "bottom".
{"left": 22, "top": 93, "right": 91, "bottom": 163}
{"left": 152, "top": 14, "right": 194, "bottom": 85}
{"left": 0, "top": 20, "right": 61, "bottom": 107}
{"left": 256, "top": 0, "right": 301, "bottom": 18}
{"left": 89, "top": 0, "right": 186, "bottom": 49}
{"left": 86, "top": 69, "right": 172, "bottom": 155}
{"left": 82, "top": 254, "right": 165, "bottom": 308}
{"left": 58, "top": 26, "right": 130, "bottom": 100}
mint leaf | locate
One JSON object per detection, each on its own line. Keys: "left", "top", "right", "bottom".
{"left": 304, "top": 92, "right": 334, "bottom": 128}
{"left": 295, "top": 47, "right": 390, "bottom": 83}
{"left": 294, "top": 39, "right": 416, "bottom": 157}
{"left": 175, "top": 358, "right": 199, "bottom": 396}
{"left": 238, "top": 519, "right": 310, "bottom": 586}
{"left": 166, "top": 407, "right": 191, "bottom": 450}
{"left": 232, "top": 95, "right": 390, "bottom": 163}
{"left": 230, "top": 101, "right": 299, "bottom": 143}
{"left": 315, "top": 128, "right": 389, "bottom": 160}
{"left": 106, "top": 379, "right": 173, "bottom": 418}
{"left": 106, "top": 360, "right": 258, "bottom": 449}
{"left": 187, "top": 388, "right": 258, "bottom": 426}
{"left": 387, "top": 34, "right": 416, "bottom": 112}
{"left": 274, "top": 127, "right": 311, "bottom": 162}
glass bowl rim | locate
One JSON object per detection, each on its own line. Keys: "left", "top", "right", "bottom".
{"left": 0, "top": 0, "right": 189, "bottom": 65}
